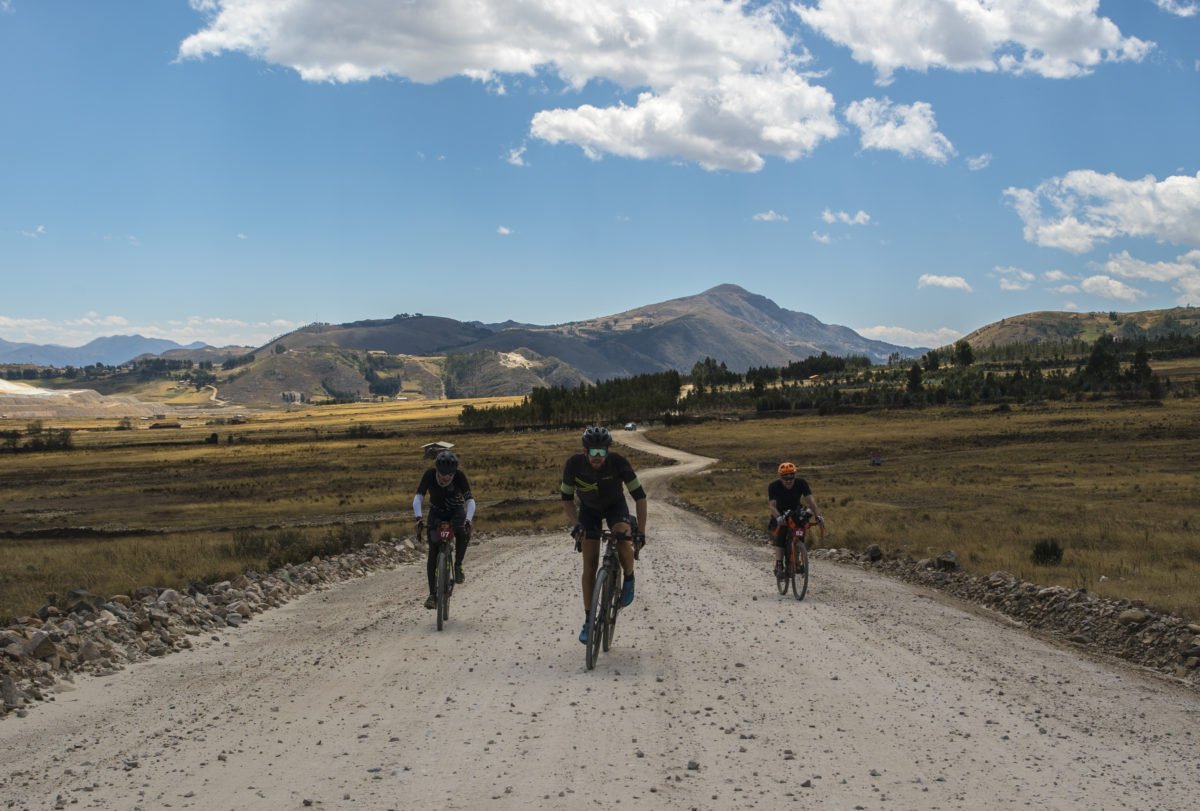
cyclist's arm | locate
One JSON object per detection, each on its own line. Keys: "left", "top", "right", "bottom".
{"left": 465, "top": 498, "right": 476, "bottom": 521}
{"left": 768, "top": 497, "right": 781, "bottom": 518}
{"left": 633, "top": 495, "right": 647, "bottom": 537}
{"left": 413, "top": 493, "right": 424, "bottom": 520}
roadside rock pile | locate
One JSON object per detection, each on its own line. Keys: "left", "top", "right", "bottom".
{"left": 668, "top": 496, "right": 1199, "bottom": 688}
{"left": 0, "top": 538, "right": 423, "bottom": 720}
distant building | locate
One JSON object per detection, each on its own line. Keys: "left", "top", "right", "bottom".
{"left": 422, "top": 440, "right": 455, "bottom": 458}
{"left": 281, "top": 391, "right": 306, "bottom": 404}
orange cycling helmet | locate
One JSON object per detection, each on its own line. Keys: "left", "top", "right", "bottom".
{"left": 777, "top": 462, "right": 797, "bottom": 476}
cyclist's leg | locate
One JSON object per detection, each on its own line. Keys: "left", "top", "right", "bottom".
{"left": 768, "top": 517, "right": 785, "bottom": 573}
{"left": 605, "top": 501, "right": 634, "bottom": 577}
{"left": 424, "top": 523, "right": 438, "bottom": 596}
{"left": 578, "top": 505, "right": 604, "bottom": 612}
{"left": 450, "top": 507, "right": 469, "bottom": 577}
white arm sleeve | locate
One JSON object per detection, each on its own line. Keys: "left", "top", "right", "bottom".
{"left": 466, "top": 498, "right": 476, "bottom": 522}
{"left": 412, "top": 494, "right": 423, "bottom": 519}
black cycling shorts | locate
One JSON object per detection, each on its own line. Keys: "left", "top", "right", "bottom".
{"left": 579, "top": 500, "right": 632, "bottom": 540}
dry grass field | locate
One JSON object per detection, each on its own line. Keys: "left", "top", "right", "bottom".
{"left": 0, "top": 399, "right": 667, "bottom": 621}
{"left": 652, "top": 398, "right": 1200, "bottom": 620}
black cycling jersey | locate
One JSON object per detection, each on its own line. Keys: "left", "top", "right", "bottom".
{"left": 560, "top": 451, "right": 646, "bottom": 509}
{"left": 768, "top": 477, "right": 811, "bottom": 514}
{"left": 416, "top": 468, "right": 473, "bottom": 512}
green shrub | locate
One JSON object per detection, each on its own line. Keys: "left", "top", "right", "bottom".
{"left": 1031, "top": 538, "right": 1064, "bottom": 565}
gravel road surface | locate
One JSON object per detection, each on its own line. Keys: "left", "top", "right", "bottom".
{"left": 2, "top": 432, "right": 1198, "bottom": 810}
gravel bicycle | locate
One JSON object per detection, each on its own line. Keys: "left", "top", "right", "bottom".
{"left": 776, "top": 507, "right": 822, "bottom": 601}
{"left": 419, "top": 519, "right": 456, "bottom": 630}
{"left": 580, "top": 518, "right": 640, "bottom": 670}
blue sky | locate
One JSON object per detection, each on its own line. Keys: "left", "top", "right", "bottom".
{"left": 2, "top": 0, "right": 1198, "bottom": 350}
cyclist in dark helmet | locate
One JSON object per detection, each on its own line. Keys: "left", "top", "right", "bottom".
{"left": 414, "top": 450, "right": 476, "bottom": 609}
{"left": 561, "top": 426, "right": 647, "bottom": 644}
{"left": 767, "top": 461, "right": 823, "bottom": 578}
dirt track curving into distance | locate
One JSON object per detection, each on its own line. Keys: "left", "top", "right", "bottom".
{"left": 2, "top": 430, "right": 1198, "bottom": 810}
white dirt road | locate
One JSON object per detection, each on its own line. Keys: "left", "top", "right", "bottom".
{"left": 2, "top": 432, "right": 1198, "bottom": 811}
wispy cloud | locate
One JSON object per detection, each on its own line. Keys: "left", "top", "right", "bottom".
{"left": 856, "top": 324, "right": 962, "bottom": 348}
{"left": 918, "top": 274, "right": 973, "bottom": 292}
{"left": 497, "top": 226, "right": 512, "bottom": 236}
{"left": 1154, "top": 1, "right": 1198, "bottom": 17}
{"left": 845, "top": 97, "right": 955, "bottom": 163}
{"left": 821, "top": 208, "right": 870, "bottom": 225}
{"left": 20, "top": 225, "right": 46, "bottom": 239}
{"left": 0, "top": 312, "right": 307, "bottom": 347}
{"left": 993, "top": 265, "right": 1035, "bottom": 291}
{"left": 753, "top": 210, "right": 788, "bottom": 222}
{"left": 811, "top": 231, "right": 832, "bottom": 244}
{"left": 1043, "top": 269, "right": 1070, "bottom": 282}
{"left": 1004, "top": 170, "right": 1200, "bottom": 253}
{"left": 507, "top": 146, "right": 527, "bottom": 167}
{"left": 966, "top": 153, "right": 992, "bottom": 171}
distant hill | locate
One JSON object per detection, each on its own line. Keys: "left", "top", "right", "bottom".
{"left": 961, "top": 307, "right": 1200, "bottom": 349}
{"left": 0, "top": 335, "right": 209, "bottom": 366}
{"left": 262, "top": 284, "right": 916, "bottom": 380}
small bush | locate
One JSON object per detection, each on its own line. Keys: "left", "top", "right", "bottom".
{"left": 1031, "top": 538, "right": 1064, "bottom": 566}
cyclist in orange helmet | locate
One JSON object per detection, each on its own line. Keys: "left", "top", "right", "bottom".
{"left": 768, "top": 461, "right": 823, "bottom": 578}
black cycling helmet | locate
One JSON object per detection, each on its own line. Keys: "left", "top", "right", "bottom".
{"left": 434, "top": 450, "right": 458, "bottom": 475}
{"left": 581, "top": 426, "right": 612, "bottom": 450}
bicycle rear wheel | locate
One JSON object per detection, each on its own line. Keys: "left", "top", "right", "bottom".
{"left": 586, "top": 563, "right": 608, "bottom": 670}
{"left": 601, "top": 565, "right": 619, "bottom": 652}
{"left": 436, "top": 547, "right": 450, "bottom": 630}
{"left": 792, "top": 538, "right": 809, "bottom": 602}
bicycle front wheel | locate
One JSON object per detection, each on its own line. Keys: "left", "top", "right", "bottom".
{"left": 436, "top": 547, "right": 450, "bottom": 630}
{"left": 601, "top": 566, "right": 619, "bottom": 652}
{"left": 792, "top": 538, "right": 809, "bottom": 602}
{"left": 586, "top": 563, "right": 608, "bottom": 670}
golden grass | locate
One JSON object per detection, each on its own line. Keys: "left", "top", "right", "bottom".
{"left": 651, "top": 399, "right": 1200, "bottom": 620}
{"left": 0, "top": 405, "right": 666, "bottom": 620}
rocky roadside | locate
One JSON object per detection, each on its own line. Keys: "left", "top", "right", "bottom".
{"left": 0, "top": 537, "right": 427, "bottom": 720}
{"left": 669, "top": 496, "right": 1200, "bottom": 689}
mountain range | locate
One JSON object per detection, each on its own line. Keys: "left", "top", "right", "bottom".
{"left": 8, "top": 286, "right": 1199, "bottom": 408}
{"left": 0, "top": 335, "right": 209, "bottom": 367}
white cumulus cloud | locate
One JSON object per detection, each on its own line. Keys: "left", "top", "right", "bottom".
{"left": 497, "top": 226, "right": 512, "bottom": 236}
{"left": 844, "top": 97, "right": 955, "bottom": 163}
{"left": 1103, "top": 248, "right": 1200, "bottom": 305}
{"left": 795, "top": 0, "right": 1153, "bottom": 85}
{"left": 1004, "top": 171, "right": 1200, "bottom": 254}
{"left": 918, "top": 273, "right": 972, "bottom": 292}
{"left": 821, "top": 208, "right": 870, "bottom": 225}
{"left": 1043, "top": 269, "right": 1070, "bottom": 282}
{"left": 1080, "top": 275, "right": 1146, "bottom": 302}
{"left": 181, "top": 1, "right": 841, "bottom": 173}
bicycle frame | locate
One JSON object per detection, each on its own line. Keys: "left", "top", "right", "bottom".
{"left": 585, "top": 523, "right": 635, "bottom": 670}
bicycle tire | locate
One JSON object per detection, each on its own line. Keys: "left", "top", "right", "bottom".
{"left": 586, "top": 562, "right": 607, "bottom": 670}
{"left": 436, "top": 547, "right": 449, "bottom": 630}
{"left": 601, "top": 565, "right": 618, "bottom": 652}
{"left": 793, "top": 537, "right": 810, "bottom": 602}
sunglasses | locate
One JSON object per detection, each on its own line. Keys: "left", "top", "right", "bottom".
{"left": 588, "top": 448, "right": 609, "bottom": 458}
